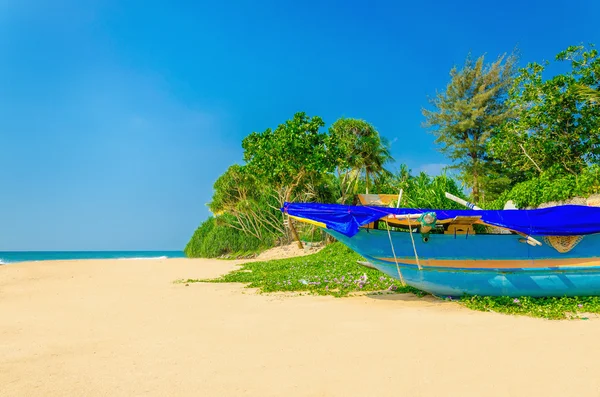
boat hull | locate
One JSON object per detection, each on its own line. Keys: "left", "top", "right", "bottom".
{"left": 327, "top": 229, "right": 600, "bottom": 297}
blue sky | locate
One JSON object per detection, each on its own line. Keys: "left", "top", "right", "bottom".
{"left": 1, "top": 0, "right": 599, "bottom": 251}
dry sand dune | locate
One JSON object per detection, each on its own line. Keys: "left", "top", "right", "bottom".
{"left": 2, "top": 258, "right": 600, "bottom": 397}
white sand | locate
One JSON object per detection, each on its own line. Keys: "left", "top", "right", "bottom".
{"left": 255, "top": 242, "right": 322, "bottom": 261}
{"left": 2, "top": 257, "right": 600, "bottom": 396}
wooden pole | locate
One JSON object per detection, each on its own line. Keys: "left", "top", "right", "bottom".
{"left": 444, "top": 192, "right": 483, "bottom": 210}
{"left": 396, "top": 188, "right": 403, "bottom": 208}
{"left": 287, "top": 215, "right": 304, "bottom": 249}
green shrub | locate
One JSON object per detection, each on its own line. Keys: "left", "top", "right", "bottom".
{"left": 184, "top": 216, "right": 273, "bottom": 258}
{"left": 482, "top": 165, "right": 600, "bottom": 209}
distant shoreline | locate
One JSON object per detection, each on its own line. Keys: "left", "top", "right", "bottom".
{"left": 0, "top": 250, "right": 185, "bottom": 265}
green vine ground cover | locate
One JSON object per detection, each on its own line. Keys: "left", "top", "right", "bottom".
{"left": 185, "top": 243, "right": 420, "bottom": 297}
{"left": 184, "top": 243, "right": 600, "bottom": 320}
{"left": 461, "top": 295, "right": 600, "bottom": 320}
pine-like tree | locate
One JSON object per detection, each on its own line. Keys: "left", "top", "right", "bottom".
{"left": 422, "top": 52, "right": 518, "bottom": 201}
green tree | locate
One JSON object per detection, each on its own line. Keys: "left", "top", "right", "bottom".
{"left": 491, "top": 45, "right": 600, "bottom": 178}
{"left": 328, "top": 118, "right": 393, "bottom": 200}
{"left": 399, "top": 172, "right": 467, "bottom": 209}
{"left": 422, "top": 52, "right": 518, "bottom": 202}
{"left": 574, "top": 84, "right": 600, "bottom": 104}
{"left": 242, "top": 112, "right": 332, "bottom": 247}
{"left": 208, "top": 164, "right": 285, "bottom": 241}
{"left": 184, "top": 215, "right": 268, "bottom": 258}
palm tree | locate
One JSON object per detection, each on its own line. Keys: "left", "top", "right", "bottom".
{"left": 356, "top": 134, "right": 393, "bottom": 194}
{"left": 329, "top": 118, "right": 394, "bottom": 198}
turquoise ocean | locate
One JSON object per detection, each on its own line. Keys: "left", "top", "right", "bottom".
{"left": 0, "top": 251, "right": 185, "bottom": 264}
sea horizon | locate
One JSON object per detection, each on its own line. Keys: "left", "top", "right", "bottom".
{"left": 0, "top": 250, "right": 185, "bottom": 264}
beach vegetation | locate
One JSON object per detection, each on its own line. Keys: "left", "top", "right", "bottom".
{"left": 242, "top": 112, "right": 334, "bottom": 247}
{"left": 328, "top": 118, "right": 393, "bottom": 200}
{"left": 375, "top": 167, "right": 469, "bottom": 209}
{"left": 186, "top": 242, "right": 420, "bottom": 297}
{"left": 186, "top": 112, "right": 395, "bottom": 255}
{"left": 481, "top": 164, "right": 600, "bottom": 209}
{"left": 461, "top": 295, "right": 600, "bottom": 320}
{"left": 184, "top": 216, "right": 271, "bottom": 258}
{"left": 491, "top": 45, "right": 600, "bottom": 183}
{"left": 208, "top": 164, "right": 285, "bottom": 241}
{"left": 574, "top": 83, "right": 600, "bottom": 104}
{"left": 422, "top": 51, "right": 518, "bottom": 202}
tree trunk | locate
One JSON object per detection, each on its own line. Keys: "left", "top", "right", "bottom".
{"left": 365, "top": 169, "right": 370, "bottom": 194}
{"left": 472, "top": 173, "right": 480, "bottom": 203}
{"left": 284, "top": 186, "right": 304, "bottom": 249}
{"left": 287, "top": 216, "right": 304, "bottom": 249}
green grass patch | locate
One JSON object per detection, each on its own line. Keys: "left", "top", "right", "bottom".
{"left": 185, "top": 242, "right": 421, "bottom": 297}
{"left": 460, "top": 295, "right": 600, "bottom": 320}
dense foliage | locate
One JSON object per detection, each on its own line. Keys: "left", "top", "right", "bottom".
{"left": 184, "top": 216, "right": 270, "bottom": 258}
{"left": 242, "top": 112, "right": 332, "bottom": 205}
{"left": 241, "top": 112, "right": 335, "bottom": 247}
{"left": 374, "top": 166, "right": 468, "bottom": 209}
{"left": 422, "top": 52, "right": 518, "bottom": 201}
{"left": 208, "top": 165, "right": 284, "bottom": 241}
{"left": 483, "top": 165, "right": 600, "bottom": 209}
{"left": 491, "top": 45, "right": 600, "bottom": 181}
{"left": 329, "top": 118, "right": 393, "bottom": 200}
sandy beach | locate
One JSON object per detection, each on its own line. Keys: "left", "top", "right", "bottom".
{"left": 2, "top": 258, "right": 600, "bottom": 397}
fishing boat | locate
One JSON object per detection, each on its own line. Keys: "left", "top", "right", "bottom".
{"left": 282, "top": 200, "right": 600, "bottom": 297}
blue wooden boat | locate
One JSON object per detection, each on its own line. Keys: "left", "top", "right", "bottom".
{"left": 282, "top": 202, "right": 600, "bottom": 297}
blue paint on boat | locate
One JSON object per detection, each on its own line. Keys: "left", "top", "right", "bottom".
{"left": 327, "top": 229, "right": 600, "bottom": 297}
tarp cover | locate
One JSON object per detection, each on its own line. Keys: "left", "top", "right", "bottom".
{"left": 282, "top": 202, "right": 600, "bottom": 237}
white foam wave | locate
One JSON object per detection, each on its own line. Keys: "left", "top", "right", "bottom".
{"left": 0, "top": 259, "right": 8, "bottom": 265}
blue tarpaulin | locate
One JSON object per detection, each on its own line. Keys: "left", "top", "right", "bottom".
{"left": 282, "top": 202, "right": 600, "bottom": 237}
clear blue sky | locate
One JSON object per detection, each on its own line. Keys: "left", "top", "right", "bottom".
{"left": 1, "top": 0, "right": 599, "bottom": 251}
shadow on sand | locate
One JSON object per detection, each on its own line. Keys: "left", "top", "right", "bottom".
{"left": 363, "top": 291, "right": 457, "bottom": 307}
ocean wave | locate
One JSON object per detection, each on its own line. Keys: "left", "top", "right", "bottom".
{"left": 0, "top": 254, "right": 174, "bottom": 264}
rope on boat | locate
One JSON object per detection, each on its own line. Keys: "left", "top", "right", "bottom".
{"left": 407, "top": 217, "right": 422, "bottom": 270}
{"left": 385, "top": 220, "right": 406, "bottom": 286}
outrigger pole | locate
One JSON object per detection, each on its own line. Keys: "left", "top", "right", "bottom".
{"left": 444, "top": 192, "right": 482, "bottom": 210}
